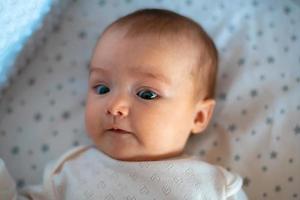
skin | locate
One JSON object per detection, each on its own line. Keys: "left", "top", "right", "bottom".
{"left": 85, "top": 28, "right": 215, "bottom": 161}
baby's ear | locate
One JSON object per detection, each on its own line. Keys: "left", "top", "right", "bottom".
{"left": 191, "top": 99, "right": 216, "bottom": 134}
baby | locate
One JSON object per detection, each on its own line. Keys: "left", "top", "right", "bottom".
{"left": 0, "top": 8, "right": 247, "bottom": 199}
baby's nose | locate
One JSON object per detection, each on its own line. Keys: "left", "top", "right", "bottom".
{"left": 106, "top": 107, "right": 129, "bottom": 118}
{"left": 106, "top": 96, "right": 129, "bottom": 118}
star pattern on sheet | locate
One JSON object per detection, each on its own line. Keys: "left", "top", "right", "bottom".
{"left": 294, "top": 125, "right": 300, "bottom": 135}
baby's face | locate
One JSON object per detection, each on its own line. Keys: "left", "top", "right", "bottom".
{"left": 85, "top": 28, "right": 202, "bottom": 161}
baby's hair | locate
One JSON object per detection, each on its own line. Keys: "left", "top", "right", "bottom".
{"left": 99, "top": 8, "right": 218, "bottom": 101}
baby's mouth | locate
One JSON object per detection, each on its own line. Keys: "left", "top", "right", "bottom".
{"left": 107, "top": 128, "right": 131, "bottom": 134}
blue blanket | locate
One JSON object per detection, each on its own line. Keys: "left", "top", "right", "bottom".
{"left": 0, "top": 0, "right": 52, "bottom": 88}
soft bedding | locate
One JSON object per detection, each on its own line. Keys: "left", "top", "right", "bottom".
{"left": 0, "top": 0, "right": 299, "bottom": 199}
{"left": 0, "top": 0, "right": 53, "bottom": 91}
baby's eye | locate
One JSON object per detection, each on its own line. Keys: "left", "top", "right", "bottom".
{"left": 136, "top": 89, "right": 158, "bottom": 100}
{"left": 94, "top": 84, "right": 110, "bottom": 95}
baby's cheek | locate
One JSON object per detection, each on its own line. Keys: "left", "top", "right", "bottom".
{"left": 137, "top": 111, "right": 171, "bottom": 144}
{"left": 85, "top": 105, "right": 100, "bottom": 137}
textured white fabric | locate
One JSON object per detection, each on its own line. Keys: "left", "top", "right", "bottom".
{"left": 0, "top": 146, "right": 247, "bottom": 200}
{"left": 0, "top": 159, "right": 17, "bottom": 200}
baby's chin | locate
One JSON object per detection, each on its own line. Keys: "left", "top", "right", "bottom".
{"left": 96, "top": 145, "right": 184, "bottom": 162}
{"left": 98, "top": 147, "right": 153, "bottom": 162}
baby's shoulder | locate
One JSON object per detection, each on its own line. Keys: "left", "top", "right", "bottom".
{"left": 215, "top": 165, "right": 244, "bottom": 198}
{"left": 45, "top": 145, "right": 92, "bottom": 176}
{"left": 186, "top": 157, "right": 244, "bottom": 198}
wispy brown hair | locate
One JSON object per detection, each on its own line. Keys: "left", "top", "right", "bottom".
{"left": 98, "top": 8, "right": 218, "bottom": 101}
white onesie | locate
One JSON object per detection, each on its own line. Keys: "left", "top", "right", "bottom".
{"left": 0, "top": 145, "right": 247, "bottom": 200}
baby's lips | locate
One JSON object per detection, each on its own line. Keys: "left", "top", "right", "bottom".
{"left": 107, "top": 127, "right": 132, "bottom": 134}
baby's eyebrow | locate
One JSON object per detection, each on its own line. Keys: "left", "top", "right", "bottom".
{"left": 89, "top": 66, "right": 108, "bottom": 75}
{"left": 131, "top": 66, "right": 171, "bottom": 85}
{"left": 89, "top": 65, "right": 171, "bottom": 85}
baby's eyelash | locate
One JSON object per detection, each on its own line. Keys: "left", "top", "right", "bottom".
{"left": 94, "top": 84, "right": 110, "bottom": 94}
{"left": 136, "top": 89, "right": 159, "bottom": 100}
{"left": 92, "top": 84, "right": 161, "bottom": 100}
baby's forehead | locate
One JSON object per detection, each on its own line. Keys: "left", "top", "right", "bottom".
{"left": 99, "top": 34, "right": 198, "bottom": 68}
{"left": 107, "top": 29, "right": 201, "bottom": 60}
{"left": 103, "top": 23, "right": 203, "bottom": 47}
{"left": 92, "top": 27, "right": 204, "bottom": 82}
